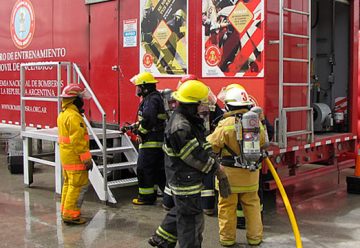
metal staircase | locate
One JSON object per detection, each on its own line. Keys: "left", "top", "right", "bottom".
{"left": 20, "top": 61, "right": 138, "bottom": 204}
{"left": 277, "top": 0, "right": 314, "bottom": 148}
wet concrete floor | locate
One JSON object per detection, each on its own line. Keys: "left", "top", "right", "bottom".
{"left": 0, "top": 150, "right": 360, "bottom": 248}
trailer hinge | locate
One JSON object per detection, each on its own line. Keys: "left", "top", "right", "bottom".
{"left": 88, "top": 14, "right": 91, "bottom": 24}
{"left": 89, "top": 62, "right": 91, "bottom": 70}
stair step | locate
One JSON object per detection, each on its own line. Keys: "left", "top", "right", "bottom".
{"left": 98, "top": 161, "right": 137, "bottom": 171}
{"left": 108, "top": 177, "right": 138, "bottom": 188}
{"left": 90, "top": 146, "right": 133, "bottom": 155}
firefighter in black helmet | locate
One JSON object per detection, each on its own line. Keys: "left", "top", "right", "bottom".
{"left": 130, "top": 72, "right": 167, "bottom": 205}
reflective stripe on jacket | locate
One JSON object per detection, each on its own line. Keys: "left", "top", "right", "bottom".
{"left": 206, "top": 109, "right": 265, "bottom": 193}
{"left": 57, "top": 103, "right": 91, "bottom": 171}
{"left": 164, "top": 107, "right": 216, "bottom": 196}
{"left": 137, "top": 90, "right": 166, "bottom": 148}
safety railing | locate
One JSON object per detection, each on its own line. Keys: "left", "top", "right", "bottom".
{"left": 20, "top": 61, "right": 109, "bottom": 201}
{"left": 72, "top": 63, "right": 108, "bottom": 201}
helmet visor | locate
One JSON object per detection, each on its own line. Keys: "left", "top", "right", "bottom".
{"left": 81, "top": 89, "right": 92, "bottom": 100}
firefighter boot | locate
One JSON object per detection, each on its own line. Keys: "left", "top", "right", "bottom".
{"left": 63, "top": 217, "right": 87, "bottom": 225}
{"left": 132, "top": 197, "right": 155, "bottom": 205}
{"left": 148, "top": 234, "right": 176, "bottom": 248}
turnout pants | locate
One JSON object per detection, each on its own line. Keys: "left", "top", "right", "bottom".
{"left": 156, "top": 193, "right": 204, "bottom": 248}
{"left": 137, "top": 148, "right": 165, "bottom": 202}
{"left": 61, "top": 170, "right": 89, "bottom": 221}
{"left": 237, "top": 172, "right": 264, "bottom": 226}
{"left": 218, "top": 191, "right": 263, "bottom": 246}
{"left": 162, "top": 174, "right": 215, "bottom": 211}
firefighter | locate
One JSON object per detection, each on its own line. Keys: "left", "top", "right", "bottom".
{"left": 217, "top": 84, "right": 274, "bottom": 230}
{"left": 162, "top": 74, "right": 219, "bottom": 216}
{"left": 164, "top": 9, "right": 187, "bottom": 74}
{"left": 148, "top": 79, "right": 231, "bottom": 248}
{"left": 207, "top": 85, "right": 265, "bottom": 246}
{"left": 130, "top": 72, "right": 167, "bottom": 205}
{"left": 57, "top": 84, "right": 92, "bottom": 225}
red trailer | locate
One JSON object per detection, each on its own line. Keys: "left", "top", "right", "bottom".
{"left": 0, "top": 0, "right": 359, "bottom": 201}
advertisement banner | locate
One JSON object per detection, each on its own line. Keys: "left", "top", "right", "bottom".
{"left": 202, "top": 0, "right": 264, "bottom": 77}
{"left": 140, "top": 0, "right": 188, "bottom": 76}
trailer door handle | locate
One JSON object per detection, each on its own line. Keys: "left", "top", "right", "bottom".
{"left": 269, "top": 40, "right": 279, "bottom": 45}
{"left": 112, "top": 65, "right": 119, "bottom": 71}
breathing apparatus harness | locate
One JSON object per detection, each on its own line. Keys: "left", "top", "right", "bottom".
{"left": 222, "top": 108, "right": 264, "bottom": 172}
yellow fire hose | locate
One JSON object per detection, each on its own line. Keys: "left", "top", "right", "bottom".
{"left": 264, "top": 157, "right": 303, "bottom": 248}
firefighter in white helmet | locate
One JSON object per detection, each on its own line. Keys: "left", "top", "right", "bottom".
{"left": 57, "top": 84, "right": 92, "bottom": 225}
{"left": 207, "top": 84, "right": 265, "bottom": 246}
{"left": 149, "top": 79, "right": 231, "bottom": 248}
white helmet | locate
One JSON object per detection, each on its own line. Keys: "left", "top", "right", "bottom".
{"left": 224, "top": 87, "right": 253, "bottom": 107}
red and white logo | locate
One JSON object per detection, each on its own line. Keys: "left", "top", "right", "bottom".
{"left": 10, "top": 0, "right": 35, "bottom": 49}
{"left": 205, "top": 45, "right": 222, "bottom": 67}
{"left": 143, "top": 53, "right": 154, "bottom": 68}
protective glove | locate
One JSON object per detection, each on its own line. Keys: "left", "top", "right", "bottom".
{"left": 136, "top": 135, "right": 142, "bottom": 144}
{"left": 215, "top": 166, "right": 231, "bottom": 198}
{"left": 84, "top": 159, "right": 93, "bottom": 171}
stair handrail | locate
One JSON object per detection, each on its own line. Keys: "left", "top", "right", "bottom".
{"left": 72, "top": 63, "right": 108, "bottom": 201}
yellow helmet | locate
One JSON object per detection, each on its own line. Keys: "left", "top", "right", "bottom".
{"left": 130, "top": 72, "right": 158, "bottom": 86}
{"left": 174, "top": 9, "right": 186, "bottom": 20}
{"left": 173, "top": 80, "right": 209, "bottom": 104}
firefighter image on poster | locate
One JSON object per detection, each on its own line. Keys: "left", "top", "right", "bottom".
{"left": 202, "top": 0, "right": 264, "bottom": 77}
{"left": 140, "top": 0, "right": 188, "bottom": 76}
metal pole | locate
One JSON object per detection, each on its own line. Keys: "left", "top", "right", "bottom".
{"left": 67, "top": 63, "right": 71, "bottom": 85}
{"left": 102, "top": 114, "right": 107, "bottom": 202}
{"left": 57, "top": 63, "right": 62, "bottom": 114}
{"left": 20, "top": 65, "right": 26, "bottom": 131}
{"left": 279, "top": 0, "right": 284, "bottom": 146}
{"left": 307, "top": 0, "right": 313, "bottom": 143}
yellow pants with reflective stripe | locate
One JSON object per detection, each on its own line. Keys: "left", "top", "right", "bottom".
{"left": 61, "top": 170, "right": 89, "bottom": 221}
{"left": 218, "top": 191, "right": 263, "bottom": 245}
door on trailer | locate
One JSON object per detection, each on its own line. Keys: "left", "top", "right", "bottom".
{"left": 89, "top": 0, "right": 119, "bottom": 124}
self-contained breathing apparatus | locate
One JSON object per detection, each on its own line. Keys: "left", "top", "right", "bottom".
{"left": 233, "top": 110, "right": 262, "bottom": 172}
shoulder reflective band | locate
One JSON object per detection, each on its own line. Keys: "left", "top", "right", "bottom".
{"left": 178, "top": 138, "right": 199, "bottom": 160}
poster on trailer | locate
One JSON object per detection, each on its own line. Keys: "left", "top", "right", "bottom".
{"left": 139, "top": 0, "right": 188, "bottom": 76}
{"left": 202, "top": 0, "right": 264, "bottom": 77}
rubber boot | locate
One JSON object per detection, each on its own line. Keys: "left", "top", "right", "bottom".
{"left": 63, "top": 217, "right": 87, "bottom": 225}
{"left": 148, "top": 234, "right": 176, "bottom": 248}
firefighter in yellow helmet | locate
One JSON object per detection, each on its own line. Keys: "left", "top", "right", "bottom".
{"left": 57, "top": 84, "right": 92, "bottom": 225}
{"left": 207, "top": 84, "right": 265, "bottom": 246}
{"left": 130, "top": 72, "right": 167, "bottom": 205}
{"left": 149, "top": 80, "right": 231, "bottom": 248}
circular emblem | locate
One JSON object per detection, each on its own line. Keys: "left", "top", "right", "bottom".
{"left": 143, "top": 53, "right": 154, "bottom": 68}
{"left": 205, "top": 45, "right": 221, "bottom": 66}
{"left": 10, "top": 0, "right": 35, "bottom": 49}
